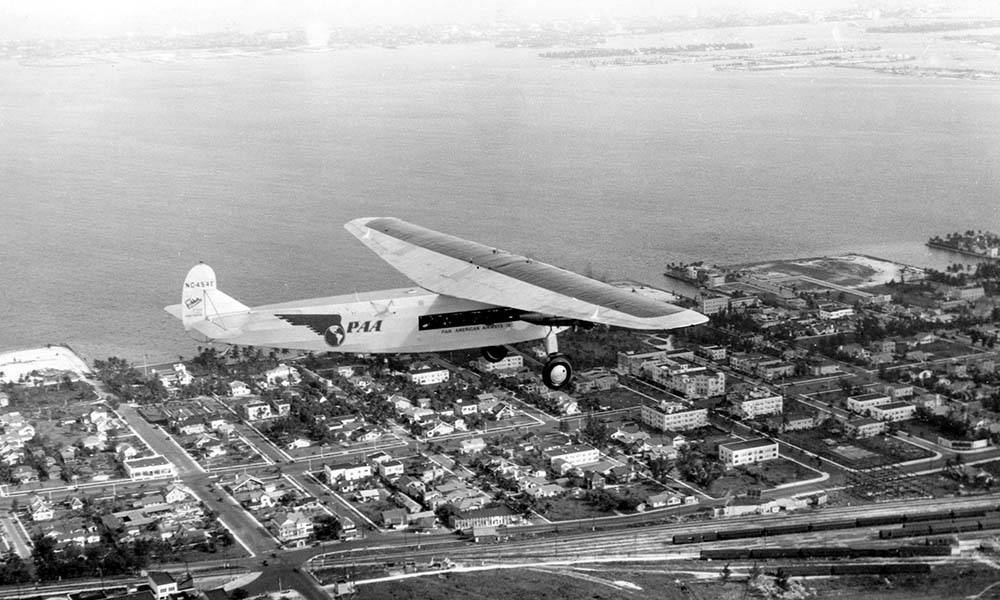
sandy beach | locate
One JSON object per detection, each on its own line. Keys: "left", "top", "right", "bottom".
{"left": 0, "top": 345, "right": 92, "bottom": 384}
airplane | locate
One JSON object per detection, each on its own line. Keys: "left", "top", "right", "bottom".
{"left": 165, "top": 217, "right": 708, "bottom": 390}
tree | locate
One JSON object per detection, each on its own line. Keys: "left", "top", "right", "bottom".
{"left": 313, "top": 515, "right": 342, "bottom": 541}
{"left": 582, "top": 415, "right": 611, "bottom": 446}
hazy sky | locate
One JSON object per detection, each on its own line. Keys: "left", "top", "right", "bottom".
{"left": 1, "top": 0, "right": 995, "bottom": 40}
{"left": 1, "top": 0, "right": 858, "bottom": 40}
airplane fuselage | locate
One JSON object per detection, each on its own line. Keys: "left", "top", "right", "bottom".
{"left": 193, "top": 286, "right": 557, "bottom": 354}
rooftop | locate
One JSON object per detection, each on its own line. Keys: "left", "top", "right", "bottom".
{"left": 719, "top": 438, "right": 776, "bottom": 452}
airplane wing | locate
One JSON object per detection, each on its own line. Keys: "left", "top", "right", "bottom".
{"left": 345, "top": 217, "right": 708, "bottom": 331}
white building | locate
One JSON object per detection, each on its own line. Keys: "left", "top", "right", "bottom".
{"left": 265, "top": 364, "right": 300, "bottom": 386}
{"left": 846, "top": 417, "right": 885, "bottom": 438}
{"left": 818, "top": 303, "right": 854, "bottom": 320}
{"left": 617, "top": 350, "right": 668, "bottom": 376}
{"left": 410, "top": 366, "right": 450, "bottom": 385}
{"left": 847, "top": 392, "right": 892, "bottom": 415}
{"left": 124, "top": 456, "right": 177, "bottom": 481}
{"left": 644, "top": 358, "right": 725, "bottom": 399}
{"left": 325, "top": 462, "right": 372, "bottom": 483}
{"left": 736, "top": 389, "right": 784, "bottom": 419}
{"left": 869, "top": 401, "right": 916, "bottom": 422}
{"left": 640, "top": 402, "right": 708, "bottom": 432}
{"left": 475, "top": 354, "right": 523, "bottom": 373}
{"left": 546, "top": 444, "right": 600, "bottom": 467}
{"left": 718, "top": 438, "right": 779, "bottom": 468}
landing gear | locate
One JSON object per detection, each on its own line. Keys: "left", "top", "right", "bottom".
{"left": 481, "top": 345, "right": 508, "bottom": 363}
{"left": 541, "top": 327, "right": 573, "bottom": 390}
{"left": 542, "top": 354, "right": 573, "bottom": 390}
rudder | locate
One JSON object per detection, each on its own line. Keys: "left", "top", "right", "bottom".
{"left": 182, "top": 263, "right": 249, "bottom": 331}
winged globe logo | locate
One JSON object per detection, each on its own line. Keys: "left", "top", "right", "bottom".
{"left": 276, "top": 314, "right": 347, "bottom": 347}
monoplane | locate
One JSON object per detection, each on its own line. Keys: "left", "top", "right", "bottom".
{"left": 166, "top": 217, "right": 707, "bottom": 389}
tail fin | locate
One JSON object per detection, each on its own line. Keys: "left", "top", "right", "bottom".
{"left": 180, "top": 263, "right": 249, "bottom": 332}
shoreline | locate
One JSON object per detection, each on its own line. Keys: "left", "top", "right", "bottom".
{"left": 0, "top": 344, "right": 93, "bottom": 384}
{"left": 926, "top": 241, "right": 1000, "bottom": 262}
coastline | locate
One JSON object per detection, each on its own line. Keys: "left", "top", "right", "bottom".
{"left": 0, "top": 344, "right": 93, "bottom": 384}
{"left": 926, "top": 241, "right": 1000, "bottom": 262}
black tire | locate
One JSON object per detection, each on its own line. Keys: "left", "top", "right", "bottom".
{"left": 481, "top": 345, "right": 508, "bottom": 363}
{"left": 542, "top": 354, "right": 573, "bottom": 389}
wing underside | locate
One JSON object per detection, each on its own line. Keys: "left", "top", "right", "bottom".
{"left": 345, "top": 217, "right": 707, "bottom": 331}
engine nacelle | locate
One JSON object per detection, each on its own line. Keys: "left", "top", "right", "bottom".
{"left": 481, "top": 345, "right": 508, "bottom": 363}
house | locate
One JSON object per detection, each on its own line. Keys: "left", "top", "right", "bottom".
{"left": 378, "top": 460, "right": 405, "bottom": 479}
{"left": 355, "top": 489, "right": 381, "bottom": 503}
{"left": 30, "top": 496, "right": 54, "bottom": 521}
{"left": 286, "top": 438, "right": 311, "bottom": 450}
{"left": 147, "top": 571, "right": 178, "bottom": 600}
{"left": 265, "top": 364, "right": 300, "bottom": 386}
{"left": 269, "top": 397, "right": 292, "bottom": 417}
{"left": 453, "top": 399, "right": 479, "bottom": 417}
{"left": 202, "top": 443, "right": 227, "bottom": 459}
{"left": 243, "top": 401, "right": 273, "bottom": 421}
{"left": 423, "top": 421, "right": 455, "bottom": 438}
{"left": 164, "top": 484, "right": 189, "bottom": 504}
{"left": 228, "top": 380, "right": 251, "bottom": 396}
{"left": 646, "top": 491, "right": 685, "bottom": 508}
{"left": 12, "top": 465, "right": 39, "bottom": 484}
{"left": 460, "top": 437, "right": 487, "bottom": 454}
{"left": 381, "top": 508, "right": 408, "bottom": 529}
{"left": 116, "top": 442, "right": 139, "bottom": 460}
{"left": 175, "top": 418, "right": 205, "bottom": 436}
{"left": 271, "top": 511, "right": 314, "bottom": 546}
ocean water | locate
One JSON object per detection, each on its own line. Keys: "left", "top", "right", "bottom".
{"left": 1, "top": 42, "right": 998, "bottom": 364}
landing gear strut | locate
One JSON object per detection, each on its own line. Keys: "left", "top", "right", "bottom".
{"left": 541, "top": 327, "right": 573, "bottom": 390}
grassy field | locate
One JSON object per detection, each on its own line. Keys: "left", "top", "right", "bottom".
{"left": 348, "top": 562, "right": 1000, "bottom": 600}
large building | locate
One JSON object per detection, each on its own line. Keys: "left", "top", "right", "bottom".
{"left": 846, "top": 417, "right": 885, "bottom": 438}
{"left": 718, "top": 438, "right": 779, "bottom": 468}
{"left": 818, "top": 302, "right": 854, "bottom": 320}
{"left": 124, "top": 456, "right": 177, "bottom": 481}
{"left": 641, "top": 402, "right": 708, "bottom": 432}
{"left": 474, "top": 354, "right": 524, "bottom": 373}
{"left": 847, "top": 392, "right": 892, "bottom": 416}
{"left": 325, "top": 461, "right": 373, "bottom": 483}
{"left": 574, "top": 368, "right": 619, "bottom": 393}
{"left": 869, "top": 401, "right": 916, "bottom": 422}
{"left": 545, "top": 444, "right": 600, "bottom": 467}
{"left": 617, "top": 350, "right": 668, "bottom": 376}
{"left": 736, "top": 388, "right": 783, "bottom": 419}
{"left": 645, "top": 358, "right": 725, "bottom": 399}
{"left": 449, "top": 507, "right": 519, "bottom": 532}
{"left": 410, "top": 366, "right": 450, "bottom": 385}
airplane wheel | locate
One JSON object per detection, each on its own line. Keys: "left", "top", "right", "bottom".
{"left": 481, "top": 345, "right": 508, "bottom": 363}
{"left": 542, "top": 354, "right": 573, "bottom": 390}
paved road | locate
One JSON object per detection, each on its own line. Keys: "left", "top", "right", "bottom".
{"left": 0, "top": 516, "right": 30, "bottom": 559}
{"left": 116, "top": 404, "right": 280, "bottom": 558}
